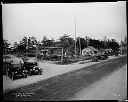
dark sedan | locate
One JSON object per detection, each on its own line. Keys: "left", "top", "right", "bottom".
{"left": 8, "top": 62, "right": 28, "bottom": 80}
{"left": 24, "top": 60, "right": 42, "bottom": 76}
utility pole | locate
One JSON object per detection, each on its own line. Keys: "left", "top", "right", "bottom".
{"left": 27, "top": 37, "right": 28, "bottom": 57}
{"left": 79, "top": 37, "right": 81, "bottom": 56}
{"left": 75, "top": 15, "right": 76, "bottom": 60}
{"left": 61, "top": 47, "right": 63, "bottom": 64}
{"left": 35, "top": 45, "right": 38, "bottom": 62}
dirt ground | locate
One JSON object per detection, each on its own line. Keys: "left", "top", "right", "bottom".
{"left": 68, "top": 64, "right": 127, "bottom": 101}
{"left": 3, "top": 54, "right": 125, "bottom": 92}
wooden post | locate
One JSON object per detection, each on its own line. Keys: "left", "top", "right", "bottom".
{"left": 36, "top": 46, "right": 38, "bottom": 61}
{"left": 61, "top": 48, "right": 63, "bottom": 64}
{"left": 79, "top": 37, "right": 81, "bottom": 56}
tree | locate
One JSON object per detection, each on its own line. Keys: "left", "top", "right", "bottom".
{"left": 76, "top": 37, "right": 86, "bottom": 55}
{"left": 124, "top": 35, "right": 127, "bottom": 46}
{"left": 108, "top": 39, "right": 120, "bottom": 52}
{"left": 13, "top": 42, "right": 18, "bottom": 49}
{"left": 3, "top": 39, "right": 11, "bottom": 54}
{"left": 76, "top": 37, "right": 87, "bottom": 49}
{"left": 58, "top": 34, "right": 74, "bottom": 56}
{"left": 41, "top": 36, "right": 54, "bottom": 47}
{"left": 88, "top": 39, "right": 104, "bottom": 49}
{"left": 85, "top": 36, "right": 90, "bottom": 46}
{"left": 12, "top": 42, "right": 18, "bottom": 54}
{"left": 120, "top": 36, "right": 127, "bottom": 54}
{"left": 3, "top": 39, "right": 10, "bottom": 49}
{"left": 31, "top": 36, "right": 37, "bottom": 45}
{"left": 59, "top": 34, "right": 74, "bottom": 48}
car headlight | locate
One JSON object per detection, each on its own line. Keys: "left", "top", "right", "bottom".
{"left": 25, "top": 70, "right": 28, "bottom": 72}
{"left": 34, "top": 66, "right": 38, "bottom": 68}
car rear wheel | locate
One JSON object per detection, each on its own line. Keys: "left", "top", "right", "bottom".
{"left": 24, "top": 74, "right": 27, "bottom": 78}
{"left": 28, "top": 71, "right": 32, "bottom": 76}
{"left": 38, "top": 72, "right": 42, "bottom": 75}
{"left": 12, "top": 74, "right": 15, "bottom": 80}
{"left": 92, "top": 57, "right": 98, "bottom": 62}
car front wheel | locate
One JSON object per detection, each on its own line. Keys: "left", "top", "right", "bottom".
{"left": 23, "top": 74, "right": 27, "bottom": 78}
{"left": 28, "top": 71, "right": 32, "bottom": 76}
{"left": 38, "top": 72, "right": 42, "bottom": 75}
{"left": 12, "top": 74, "right": 15, "bottom": 80}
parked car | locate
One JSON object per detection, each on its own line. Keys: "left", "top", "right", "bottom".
{"left": 96, "top": 54, "right": 108, "bottom": 61}
{"left": 22, "top": 56, "right": 29, "bottom": 62}
{"left": 100, "top": 54, "right": 109, "bottom": 60}
{"left": 24, "top": 60, "right": 42, "bottom": 76}
{"left": 45, "top": 55, "right": 51, "bottom": 60}
{"left": 92, "top": 56, "right": 98, "bottom": 62}
{"left": 8, "top": 62, "right": 28, "bottom": 80}
{"left": 91, "top": 54, "right": 108, "bottom": 62}
{"left": 113, "top": 51, "right": 119, "bottom": 57}
{"left": 83, "top": 55, "right": 94, "bottom": 60}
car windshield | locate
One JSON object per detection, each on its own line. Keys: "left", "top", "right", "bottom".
{"left": 12, "top": 63, "right": 22, "bottom": 67}
{"left": 27, "top": 62, "right": 37, "bottom": 66}
{"left": 10, "top": 67, "right": 22, "bottom": 71}
{"left": 34, "top": 67, "right": 38, "bottom": 70}
{"left": 3, "top": 56, "right": 11, "bottom": 59}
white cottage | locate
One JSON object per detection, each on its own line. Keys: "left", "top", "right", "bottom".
{"left": 82, "top": 46, "right": 101, "bottom": 56}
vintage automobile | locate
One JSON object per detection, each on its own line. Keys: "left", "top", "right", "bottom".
{"left": 24, "top": 59, "right": 42, "bottom": 76}
{"left": 101, "top": 54, "right": 109, "bottom": 60}
{"left": 8, "top": 62, "right": 28, "bottom": 80}
{"left": 96, "top": 54, "right": 108, "bottom": 60}
{"left": 91, "top": 54, "right": 108, "bottom": 62}
{"left": 50, "top": 55, "right": 62, "bottom": 61}
{"left": 113, "top": 51, "right": 119, "bottom": 57}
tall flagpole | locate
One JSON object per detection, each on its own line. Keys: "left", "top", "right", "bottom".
{"left": 75, "top": 15, "right": 76, "bottom": 60}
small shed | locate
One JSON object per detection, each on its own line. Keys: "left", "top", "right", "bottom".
{"left": 82, "top": 46, "right": 100, "bottom": 56}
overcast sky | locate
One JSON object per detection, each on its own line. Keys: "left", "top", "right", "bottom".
{"left": 2, "top": 2, "right": 126, "bottom": 46}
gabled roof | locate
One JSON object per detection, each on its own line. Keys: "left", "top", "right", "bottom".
{"left": 88, "top": 46, "right": 99, "bottom": 52}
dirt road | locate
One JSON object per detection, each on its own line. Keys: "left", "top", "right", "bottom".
{"left": 68, "top": 64, "right": 127, "bottom": 101}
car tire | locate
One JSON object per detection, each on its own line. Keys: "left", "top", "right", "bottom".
{"left": 24, "top": 74, "right": 27, "bottom": 78}
{"left": 29, "top": 71, "right": 32, "bottom": 76}
{"left": 12, "top": 74, "right": 15, "bottom": 80}
{"left": 6, "top": 70, "right": 8, "bottom": 75}
{"left": 39, "top": 72, "right": 42, "bottom": 75}
{"left": 93, "top": 57, "right": 97, "bottom": 62}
